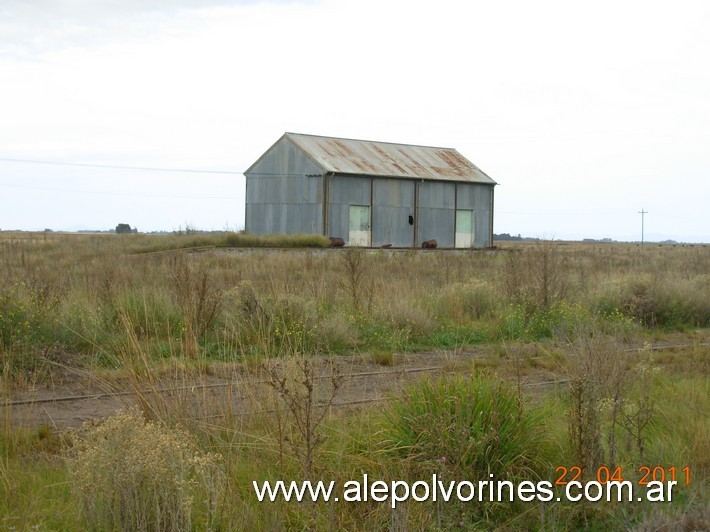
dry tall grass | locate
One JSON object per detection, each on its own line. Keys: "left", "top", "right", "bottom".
{"left": 0, "top": 233, "right": 708, "bottom": 529}
{"left": 1, "top": 233, "right": 707, "bottom": 372}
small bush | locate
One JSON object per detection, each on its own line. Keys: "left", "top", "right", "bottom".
{"left": 65, "top": 409, "right": 223, "bottom": 532}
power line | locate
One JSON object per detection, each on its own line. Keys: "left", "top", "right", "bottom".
{"left": 0, "top": 157, "right": 242, "bottom": 175}
{"left": 0, "top": 181, "right": 240, "bottom": 199}
{"left": 0, "top": 156, "right": 320, "bottom": 197}
{"left": 0, "top": 157, "right": 317, "bottom": 176}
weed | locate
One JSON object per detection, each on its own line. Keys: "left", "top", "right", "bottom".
{"left": 170, "top": 255, "right": 223, "bottom": 357}
{"left": 339, "top": 248, "right": 370, "bottom": 312}
{"left": 265, "top": 356, "right": 344, "bottom": 479}
{"left": 565, "top": 335, "right": 631, "bottom": 472}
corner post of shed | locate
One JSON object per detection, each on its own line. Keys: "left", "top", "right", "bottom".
{"left": 489, "top": 185, "right": 495, "bottom": 247}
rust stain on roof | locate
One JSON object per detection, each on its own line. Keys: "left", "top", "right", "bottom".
{"left": 333, "top": 140, "right": 356, "bottom": 157}
{"left": 285, "top": 133, "right": 496, "bottom": 184}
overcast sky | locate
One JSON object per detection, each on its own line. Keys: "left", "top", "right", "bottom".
{"left": 1, "top": 0, "right": 708, "bottom": 241}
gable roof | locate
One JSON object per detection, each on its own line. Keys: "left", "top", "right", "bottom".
{"left": 249, "top": 132, "right": 496, "bottom": 185}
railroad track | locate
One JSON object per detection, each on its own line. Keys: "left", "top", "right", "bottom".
{"left": 1, "top": 366, "right": 444, "bottom": 408}
{"left": 3, "top": 341, "right": 705, "bottom": 418}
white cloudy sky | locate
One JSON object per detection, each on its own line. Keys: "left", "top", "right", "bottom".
{"left": 1, "top": 0, "right": 708, "bottom": 241}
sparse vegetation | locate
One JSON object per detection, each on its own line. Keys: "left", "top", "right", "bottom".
{"left": 65, "top": 408, "right": 223, "bottom": 531}
{"left": 0, "top": 233, "right": 707, "bottom": 529}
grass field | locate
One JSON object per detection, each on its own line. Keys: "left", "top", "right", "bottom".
{"left": 1, "top": 231, "right": 708, "bottom": 530}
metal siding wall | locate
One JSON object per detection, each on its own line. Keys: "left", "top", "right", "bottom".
{"left": 418, "top": 181, "right": 455, "bottom": 247}
{"left": 372, "top": 179, "right": 415, "bottom": 247}
{"left": 483, "top": 186, "right": 495, "bottom": 247}
{"left": 455, "top": 183, "right": 493, "bottom": 247}
{"left": 328, "top": 175, "right": 370, "bottom": 204}
{"left": 474, "top": 185, "right": 492, "bottom": 247}
{"left": 475, "top": 209, "right": 490, "bottom": 247}
{"left": 327, "top": 175, "right": 371, "bottom": 243}
{"left": 245, "top": 138, "right": 323, "bottom": 235}
{"left": 455, "top": 183, "right": 475, "bottom": 209}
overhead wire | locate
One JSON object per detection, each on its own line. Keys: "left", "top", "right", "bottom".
{"left": 0, "top": 156, "right": 256, "bottom": 198}
{"left": 0, "top": 157, "right": 243, "bottom": 175}
{"left": 0, "top": 156, "right": 313, "bottom": 176}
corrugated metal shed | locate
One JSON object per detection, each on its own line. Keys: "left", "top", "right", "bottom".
{"left": 245, "top": 132, "right": 496, "bottom": 247}
{"left": 278, "top": 133, "right": 497, "bottom": 185}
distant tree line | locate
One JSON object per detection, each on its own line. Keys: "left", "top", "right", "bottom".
{"left": 494, "top": 233, "right": 525, "bottom": 241}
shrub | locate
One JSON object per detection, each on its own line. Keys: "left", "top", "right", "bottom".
{"left": 270, "top": 294, "right": 321, "bottom": 353}
{"left": 339, "top": 248, "right": 368, "bottom": 311}
{"left": 65, "top": 409, "right": 223, "bottom": 531}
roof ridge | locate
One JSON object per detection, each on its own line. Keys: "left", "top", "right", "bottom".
{"left": 284, "top": 132, "right": 455, "bottom": 151}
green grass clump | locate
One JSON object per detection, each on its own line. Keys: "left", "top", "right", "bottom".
{"left": 380, "top": 374, "right": 555, "bottom": 527}
{"left": 426, "top": 326, "right": 491, "bottom": 348}
{"left": 369, "top": 348, "right": 395, "bottom": 365}
{"left": 382, "top": 375, "right": 550, "bottom": 479}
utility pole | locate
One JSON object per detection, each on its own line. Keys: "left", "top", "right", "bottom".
{"left": 638, "top": 209, "right": 648, "bottom": 249}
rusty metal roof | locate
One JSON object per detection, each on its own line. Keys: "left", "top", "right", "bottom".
{"left": 282, "top": 133, "right": 496, "bottom": 184}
